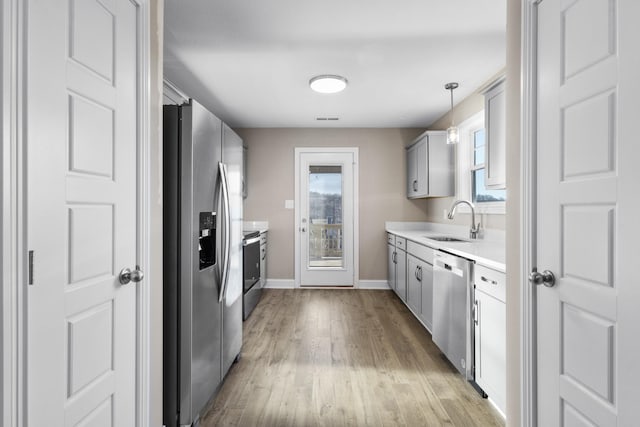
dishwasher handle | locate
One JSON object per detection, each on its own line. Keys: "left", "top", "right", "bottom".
{"left": 433, "top": 253, "right": 465, "bottom": 278}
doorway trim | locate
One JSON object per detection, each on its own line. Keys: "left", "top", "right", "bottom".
{"left": 134, "top": 1, "right": 152, "bottom": 425}
{"left": 2, "top": 0, "right": 26, "bottom": 425}
{"left": 520, "top": 1, "right": 541, "bottom": 427}
{"left": 1, "top": 0, "right": 152, "bottom": 425}
{"left": 294, "top": 147, "right": 359, "bottom": 288}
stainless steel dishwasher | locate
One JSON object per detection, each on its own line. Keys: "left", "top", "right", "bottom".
{"left": 432, "top": 250, "right": 474, "bottom": 380}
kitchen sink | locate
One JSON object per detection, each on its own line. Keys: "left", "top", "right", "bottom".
{"left": 424, "top": 235, "right": 469, "bottom": 242}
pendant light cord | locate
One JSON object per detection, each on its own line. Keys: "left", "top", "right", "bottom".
{"left": 450, "top": 87, "right": 454, "bottom": 126}
{"left": 445, "top": 82, "right": 458, "bottom": 127}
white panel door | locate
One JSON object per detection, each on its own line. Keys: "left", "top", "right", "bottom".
{"left": 536, "top": 0, "right": 640, "bottom": 425}
{"left": 298, "top": 150, "right": 355, "bottom": 287}
{"left": 26, "top": 0, "right": 141, "bottom": 425}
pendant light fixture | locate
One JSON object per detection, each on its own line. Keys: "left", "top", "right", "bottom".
{"left": 445, "top": 82, "right": 459, "bottom": 144}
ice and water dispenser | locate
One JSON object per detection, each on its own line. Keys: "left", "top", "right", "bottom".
{"left": 199, "top": 212, "right": 216, "bottom": 270}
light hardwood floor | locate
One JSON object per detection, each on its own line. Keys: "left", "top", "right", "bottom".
{"left": 201, "top": 289, "right": 505, "bottom": 427}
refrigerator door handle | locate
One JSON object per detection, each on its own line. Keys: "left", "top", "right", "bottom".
{"left": 218, "top": 162, "right": 232, "bottom": 302}
{"left": 214, "top": 162, "right": 223, "bottom": 298}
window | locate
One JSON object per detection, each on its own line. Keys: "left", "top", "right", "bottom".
{"left": 455, "top": 111, "right": 506, "bottom": 214}
{"left": 470, "top": 129, "right": 506, "bottom": 203}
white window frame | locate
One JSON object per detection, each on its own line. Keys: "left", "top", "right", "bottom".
{"left": 455, "top": 111, "right": 506, "bottom": 215}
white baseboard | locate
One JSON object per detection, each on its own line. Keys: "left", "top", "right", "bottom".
{"left": 264, "top": 279, "right": 295, "bottom": 289}
{"left": 358, "top": 280, "right": 391, "bottom": 290}
{"left": 264, "top": 279, "right": 390, "bottom": 290}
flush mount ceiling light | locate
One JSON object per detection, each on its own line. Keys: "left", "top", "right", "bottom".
{"left": 309, "top": 75, "right": 348, "bottom": 94}
{"left": 445, "top": 82, "right": 459, "bottom": 145}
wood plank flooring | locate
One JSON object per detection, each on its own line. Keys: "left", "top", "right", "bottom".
{"left": 201, "top": 289, "right": 505, "bottom": 427}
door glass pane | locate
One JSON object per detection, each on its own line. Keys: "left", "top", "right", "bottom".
{"left": 308, "top": 165, "right": 343, "bottom": 268}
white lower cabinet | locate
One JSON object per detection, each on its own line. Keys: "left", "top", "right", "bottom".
{"left": 395, "top": 248, "right": 407, "bottom": 302}
{"left": 407, "top": 241, "right": 434, "bottom": 332}
{"left": 419, "top": 261, "right": 433, "bottom": 332}
{"left": 406, "top": 254, "right": 433, "bottom": 332}
{"left": 473, "top": 265, "right": 506, "bottom": 414}
{"left": 387, "top": 233, "right": 407, "bottom": 302}
{"left": 387, "top": 242, "right": 396, "bottom": 292}
{"left": 407, "top": 255, "right": 422, "bottom": 316}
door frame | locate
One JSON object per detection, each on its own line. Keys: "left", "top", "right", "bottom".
{"left": 0, "top": 0, "right": 152, "bottom": 425}
{"left": 520, "top": 1, "right": 541, "bottom": 427}
{"left": 294, "top": 147, "right": 359, "bottom": 288}
{"left": 2, "top": 0, "right": 26, "bottom": 424}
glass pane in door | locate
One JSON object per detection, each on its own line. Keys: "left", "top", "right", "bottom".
{"left": 308, "top": 165, "right": 343, "bottom": 268}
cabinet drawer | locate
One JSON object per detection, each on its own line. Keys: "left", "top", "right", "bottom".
{"left": 474, "top": 264, "right": 505, "bottom": 303}
{"left": 395, "top": 237, "right": 406, "bottom": 251}
{"left": 387, "top": 233, "right": 395, "bottom": 245}
{"left": 406, "top": 241, "right": 434, "bottom": 264}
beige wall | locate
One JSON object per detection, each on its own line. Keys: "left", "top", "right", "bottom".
{"left": 238, "top": 128, "right": 430, "bottom": 281}
{"left": 149, "top": 0, "right": 164, "bottom": 425}
{"left": 505, "top": 0, "right": 521, "bottom": 425}
{"left": 424, "top": 71, "right": 507, "bottom": 231}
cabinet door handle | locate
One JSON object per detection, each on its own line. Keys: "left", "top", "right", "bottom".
{"left": 481, "top": 276, "right": 498, "bottom": 285}
{"left": 393, "top": 251, "right": 397, "bottom": 264}
{"left": 417, "top": 266, "right": 422, "bottom": 282}
{"left": 415, "top": 266, "right": 419, "bottom": 281}
{"left": 473, "top": 300, "right": 479, "bottom": 325}
{"left": 413, "top": 180, "right": 418, "bottom": 192}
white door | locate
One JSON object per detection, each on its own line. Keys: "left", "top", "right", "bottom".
{"left": 535, "top": 0, "right": 640, "bottom": 425}
{"left": 297, "top": 149, "right": 357, "bottom": 287}
{"left": 26, "top": 0, "right": 142, "bottom": 425}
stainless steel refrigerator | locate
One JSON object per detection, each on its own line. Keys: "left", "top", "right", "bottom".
{"left": 163, "top": 99, "right": 243, "bottom": 427}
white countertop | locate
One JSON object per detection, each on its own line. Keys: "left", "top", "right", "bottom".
{"left": 243, "top": 221, "right": 269, "bottom": 234}
{"left": 385, "top": 222, "right": 505, "bottom": 272}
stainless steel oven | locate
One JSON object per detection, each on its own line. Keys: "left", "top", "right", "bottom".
{"left": 242, "top": 231, "right": 262, "bottom": 319}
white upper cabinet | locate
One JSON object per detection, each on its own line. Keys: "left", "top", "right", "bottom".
{"left": 483, "top": 79, "right": 507, "bottom": 189}
{"left": 406, "top": 131, "right": 454, "bottom": 198}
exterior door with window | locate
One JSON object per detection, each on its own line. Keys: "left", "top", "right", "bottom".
{"left": 535, "top": 0, "right": 640, "bottom": 425}
{"left": 297, "top": 149, "right": 356, "bottom": 287}
{"left": 26, "top": 0, "right": 142, "bottom": 425}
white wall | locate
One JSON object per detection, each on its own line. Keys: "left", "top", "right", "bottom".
{"left": 239, "top": 127, "right": 429, "bottom": 281}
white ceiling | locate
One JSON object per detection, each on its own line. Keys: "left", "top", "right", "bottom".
{"left": 163, "top": 1, "right": 506, "bottom": 128}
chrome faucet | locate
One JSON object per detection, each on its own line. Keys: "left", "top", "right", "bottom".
{"left": 447, "top": 200, "right": 481, "bottom": 239}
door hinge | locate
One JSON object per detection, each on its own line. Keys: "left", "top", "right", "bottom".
{"left": 28, "top": 250, "right": 34, "bottom": 285}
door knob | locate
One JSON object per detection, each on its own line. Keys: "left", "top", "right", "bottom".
{"left": 529, "top": 268, "right": 555, "bottom": 287}
{"left": 119, "top": 267, "right": 144, "bottom": 285}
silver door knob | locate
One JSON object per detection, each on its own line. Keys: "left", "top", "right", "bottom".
{"left": 529, "top": 268, "right": 555, "bottom": 287}
{"left": 119, "top": 267, "right": 144, "bottom": 285}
